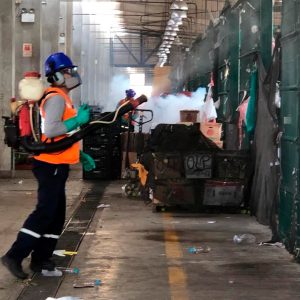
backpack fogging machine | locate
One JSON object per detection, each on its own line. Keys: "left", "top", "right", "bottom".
{"left": 3, "top": 72, "right": 148, "bottom": 154}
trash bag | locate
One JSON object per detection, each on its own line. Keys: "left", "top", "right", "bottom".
{"left": 150, "top": 124, "right": 200, "bottom": 152}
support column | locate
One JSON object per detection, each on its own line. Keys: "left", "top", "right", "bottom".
{"left": 0, "top": 1, "right": 14, "bottom": 175}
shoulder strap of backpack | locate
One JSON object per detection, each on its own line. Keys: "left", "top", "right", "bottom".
{"left": 38, "top": 91, "right": 57, "bottom": 106}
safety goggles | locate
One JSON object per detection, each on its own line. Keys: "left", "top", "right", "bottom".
{"left": 61, "top": 67, "right": 78, "bottom": 76}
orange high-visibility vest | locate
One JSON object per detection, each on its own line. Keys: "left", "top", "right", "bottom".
{"left": 34, "top": 87, "right": 80, "bottom": 164}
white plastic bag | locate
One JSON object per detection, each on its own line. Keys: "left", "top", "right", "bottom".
{"left": 274, "top": 83, "right": 281, "bottom": 108}
{"left": 199, "top": 84, "right": 217, "bottom": 122}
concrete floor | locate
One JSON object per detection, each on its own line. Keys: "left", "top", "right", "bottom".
{"left": 1, "top": 171, "right": 300, "bottom": 300}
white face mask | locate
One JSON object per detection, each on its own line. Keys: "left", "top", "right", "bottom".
{"left": 54, "top": 67, "right": 82, "bottom": 90}
{"left": 64, "top": 73, "right": 82, "bottom": 90}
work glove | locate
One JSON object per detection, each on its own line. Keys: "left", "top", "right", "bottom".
{"left": 64, "top": 104, "right": 91, "bottom": 132}
{"left": 80, "top": 150, "right": 96, "bottom": 171}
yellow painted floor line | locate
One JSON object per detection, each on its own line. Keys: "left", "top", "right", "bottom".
{"left": 163, "top": 213, "right": 190, "bottom": 300}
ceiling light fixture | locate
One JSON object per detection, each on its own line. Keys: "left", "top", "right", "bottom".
{"left": 170, "top": 0, "right": 188, "bottom": 11}
{"left": 171, "top": 10, "right": 187, "bottom": 19}
{"left": 156, "top": 0, "right": 188, "bottom": 67}
{"left": 165, "top": 31, "right": 177, "bottom": 37}
{"left": 163, "top": 36, "right": 175, "bottom": 41}
{"left": 167, "top": 19, "right": 177, "bottom": 27}
{"left": 166, "top": 25, "right": 179, "bottom": 31}
{"left": 170, "top": 17, "right": 183, "bottom": 27}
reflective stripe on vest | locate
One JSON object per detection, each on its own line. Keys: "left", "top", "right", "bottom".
{"left": 33, "top": 87, "right": 80, "bottom": 164}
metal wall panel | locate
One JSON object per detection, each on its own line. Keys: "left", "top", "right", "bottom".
{"left": 280, "top": 139, "right": 300, "bottom": 193}
{"left": 279, "top": 188, "right": 300, "bottom": 256}
{"left": 280, "top": 91, "right": 300, "bottom": 141}
{"left": 279, "top": 188, "right": 294, "bottom": 246}
{"left": 281, "top": 36, "right": 300, "bottom": 89}
{"left": 279, "top": 0, "right": 300, "bottom": 259}
{"left": 281, "top": 0, "right": 300, "bottom": 36}
{"left": 238, "top": 0, "right": 272, "bottom": 95}
{"left": 216, "top": 4, "right": 239, "bottom": 122}
{"left": 185, "top": 32, "right": 214, "bottom": 91}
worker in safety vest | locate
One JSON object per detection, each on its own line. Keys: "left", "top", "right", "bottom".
{"left": 117, "top": 88, "right": 138, "bottom": 131}
{"left": 1, "top": 52, "right": 95, "bottom": 279}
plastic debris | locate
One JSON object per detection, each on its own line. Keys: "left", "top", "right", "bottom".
{"left": 258, "top": 241, "right": 285, "bottom": 248}
{"left": 64, "top": 251, "right": 78, "bottom": 256}
{"left": 56, "top": 267, "right": 80, "bottom": 274}
{"left": 233, "top": 234, "right": 256, "bottom": 244}
{"left": 41, "top": 269, "right": 63, "bottom": 277}
{"left": 46, "top": 297, "right": 82, "bottom": 300}
{"left": 18, "top": 180, "right": 23, "bottom": 184}
{"left": 207, "top": 221, "right": 216, "bottom": 224}
{"left": 73, "top": 279, "right": 101, "bottom": 288}
{"left": 188, "top": 246, "right": 211, "bottom": 254}
{"left": 97, "top": 204, "right": 110, "bottom": 209}
{"left": 149, "top": 188, "right": 153, "bottom": 200}
{"left": 53, "top": 250, "right": 78, "bottom": 257}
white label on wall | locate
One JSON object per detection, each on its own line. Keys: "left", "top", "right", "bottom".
{"left": 284, "top": 116, "right": 292, "bottom": 125}
{"left": 22, "top": 43, "right": 32, "bottom": 57}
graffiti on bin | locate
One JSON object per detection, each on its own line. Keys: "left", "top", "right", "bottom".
{"left": 184, "top": 153, "right": 212, "bottom": 179}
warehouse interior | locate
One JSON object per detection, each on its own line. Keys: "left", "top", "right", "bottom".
{"left": 1, "top": 0, "right": 300, "bottom": 299}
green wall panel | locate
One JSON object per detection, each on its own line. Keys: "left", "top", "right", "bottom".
{"left": 239, "top": 0, "right": 261, "bottom": 56}
{"left": 282, "top": 0, "right": 300, "bottom": 36}
{"left": 239, "top": 56, "right": 253, "bottom": 92}
{"left": 184, "top": 33, "right": 214, "bottom": 91}
{"left": 281, "top": 34, "right": 300, "bottom": 89}
{"left": 238, "top": 0, "right": 272, "bottom": 96}
{"left": 279, "top": 188, "right": 300, "bottom": 257}
{"left": 281, "top": 91, "right": 300, "bottom": 141}
{"left": 215, "top": 4, "right": 239, "bottom": 120}
{"left": 280, "top": 0, "right": 300, "bottom": 257}
{"left": 279, "top": 188, "right": 294, "bottom": 242}
{"left": 280, "top": 139, "right": 300, "bottom": 193}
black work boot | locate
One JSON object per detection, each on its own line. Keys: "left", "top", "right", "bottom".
{"left": 30, "top": 259, "right": 56, "bottom": 273}
{"left": 1, "top": 255, "right": 28, "bottom": 279}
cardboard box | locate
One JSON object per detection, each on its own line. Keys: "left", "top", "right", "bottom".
{"left": 200, "top": 122, "right": 222, "bottom": 141}
{"left": 180, "top": 110, "right": 199, "bottom": 123}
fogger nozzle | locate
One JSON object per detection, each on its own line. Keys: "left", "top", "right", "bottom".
{"left": 132, "top": 95, "right": 148, "bottom": 108}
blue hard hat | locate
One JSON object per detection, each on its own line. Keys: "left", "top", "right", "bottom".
{"left": 125, "top": 89, "right": 136, "bottom": 98}
{"left": 45, "top": 52, "right": 76, "bottom": 76}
